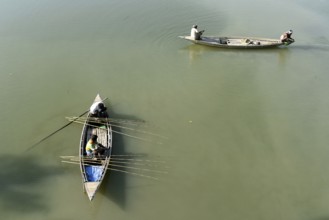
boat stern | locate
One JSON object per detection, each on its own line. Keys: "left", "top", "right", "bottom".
{"left": 84, "top": 182, "right": 100, "bottom": 201}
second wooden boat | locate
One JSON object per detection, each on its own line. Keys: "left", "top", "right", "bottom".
{"left": 179, "top": 35, "right": 294, "bottom": 49}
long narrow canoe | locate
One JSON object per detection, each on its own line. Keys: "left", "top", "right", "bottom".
{"left": 79, "top": 94, "right": 112, "bottom": 201}
{"left": 179, "top": 36, "right": 294, "bottom": 49}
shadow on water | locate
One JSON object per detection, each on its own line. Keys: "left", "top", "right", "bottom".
{"left": 0, "top": 154, "right": 61, "bottom": 214}
{"left": 99, "top": 112, "right": 145, "bottom": 210}
{"left": 103, "top": 132, "right": 126, "bottom": 209}
{"left": 99, "top": 111, "right": 165, "bottom": 210}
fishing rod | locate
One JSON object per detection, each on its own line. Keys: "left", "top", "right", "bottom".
{"left": 26, "top": 98, "right": 108, "bottom": 152}
{"left": 68, "top": 119, "right": 163, "bottom": 144}
{"left": 61, "top": 160, "right": 160, "bottom": 180}
{"left": 66, "top": 117, "right": 167, "bottom": 139}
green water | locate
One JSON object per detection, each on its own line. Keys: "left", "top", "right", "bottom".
{"left": 1, "top": 0, "right": 329, "bottom": 219}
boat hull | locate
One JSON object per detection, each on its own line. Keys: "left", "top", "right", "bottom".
{"left": 79, "top": 94, "right": 112, "bottom": 201}
{"left": 179, "top": 36, "right": 294, "bottom": 49}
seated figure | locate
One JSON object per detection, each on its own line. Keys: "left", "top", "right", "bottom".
{"left": 90, "top": 102, "right": 107, "bottom": 118}
{"left": 190, "top": 24, "right": 204, "bottom": 40}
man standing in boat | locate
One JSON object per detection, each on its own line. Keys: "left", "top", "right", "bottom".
{"left": 190, "top": 24, "right": 204, "bottom": 40}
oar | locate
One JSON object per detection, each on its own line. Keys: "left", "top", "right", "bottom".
{"left": 26, "top": 97, "right": 108, "bottom": 152}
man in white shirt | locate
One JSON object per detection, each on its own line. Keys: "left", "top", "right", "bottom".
{"left": 190, "top": 24, "right": 204, "bottom": 40}
{"left": 280, "top": 30, "right": 294, "bottom": 43}
{"left": 90, "top": 102, "right": 107, "bottom": 117}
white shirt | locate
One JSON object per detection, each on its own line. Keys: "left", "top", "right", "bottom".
{"left": 90, "top": 102, "right": 102, "bottom": 114}
{"left": 190, "top": 27, "right": 199, "bottom": 40}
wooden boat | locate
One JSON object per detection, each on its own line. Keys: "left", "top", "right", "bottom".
{"left": 79, "top": 94, "right": 112, "bottom": 201}
{"left": 179, "top": 35, "right": 294, "bottom": 49}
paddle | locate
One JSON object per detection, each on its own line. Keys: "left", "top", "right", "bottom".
{"left": 26, "top": 97, "right": 108, "bottom": 152}
{"left": 25, "top": 110, "right": 89, "bottom": 152}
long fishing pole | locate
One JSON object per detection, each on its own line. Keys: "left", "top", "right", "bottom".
{"left": 66, "top": 116, "right": 146, "bottom": 127}
{"left": 26, "top": 110, "right": 88, "bottom": 152}
{"left": 26, "top": 97, "right": 108, "bottom": 152}
{"left": 68, "top": 118, "right": 167, "bottom": 139}
{"left": 108, "top": 160, "right": 170, "bottom": 168}
{"left": 60, "top": 156, "right": 168, "bottom": 169}
{"left": 61, "top": 160, "right": 160, "bottom": 180}
{"left": 63, "top": 156, "right": 169, "bottom": 170}
{"left": 68, "top": 119, "right": 163, "bottom": 144}
{"left": 74, "top": 158, "right": 168, "bottom": 174}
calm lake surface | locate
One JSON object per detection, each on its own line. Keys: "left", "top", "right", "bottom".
{"left": 1, "top": 0, "right": 329, "bottom": 219}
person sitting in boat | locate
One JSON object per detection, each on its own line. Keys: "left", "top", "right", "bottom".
{"left": 86, "top": 135, "right": 107, "bottom": 157}
{"left": 190, "top": 24, "right": 204, "bottom": 40}
{"left": 90, "top": 102, "right": 107, "bottom": 117}
{"left": 280, "top": 30, "right": 294, "bottom": 43}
